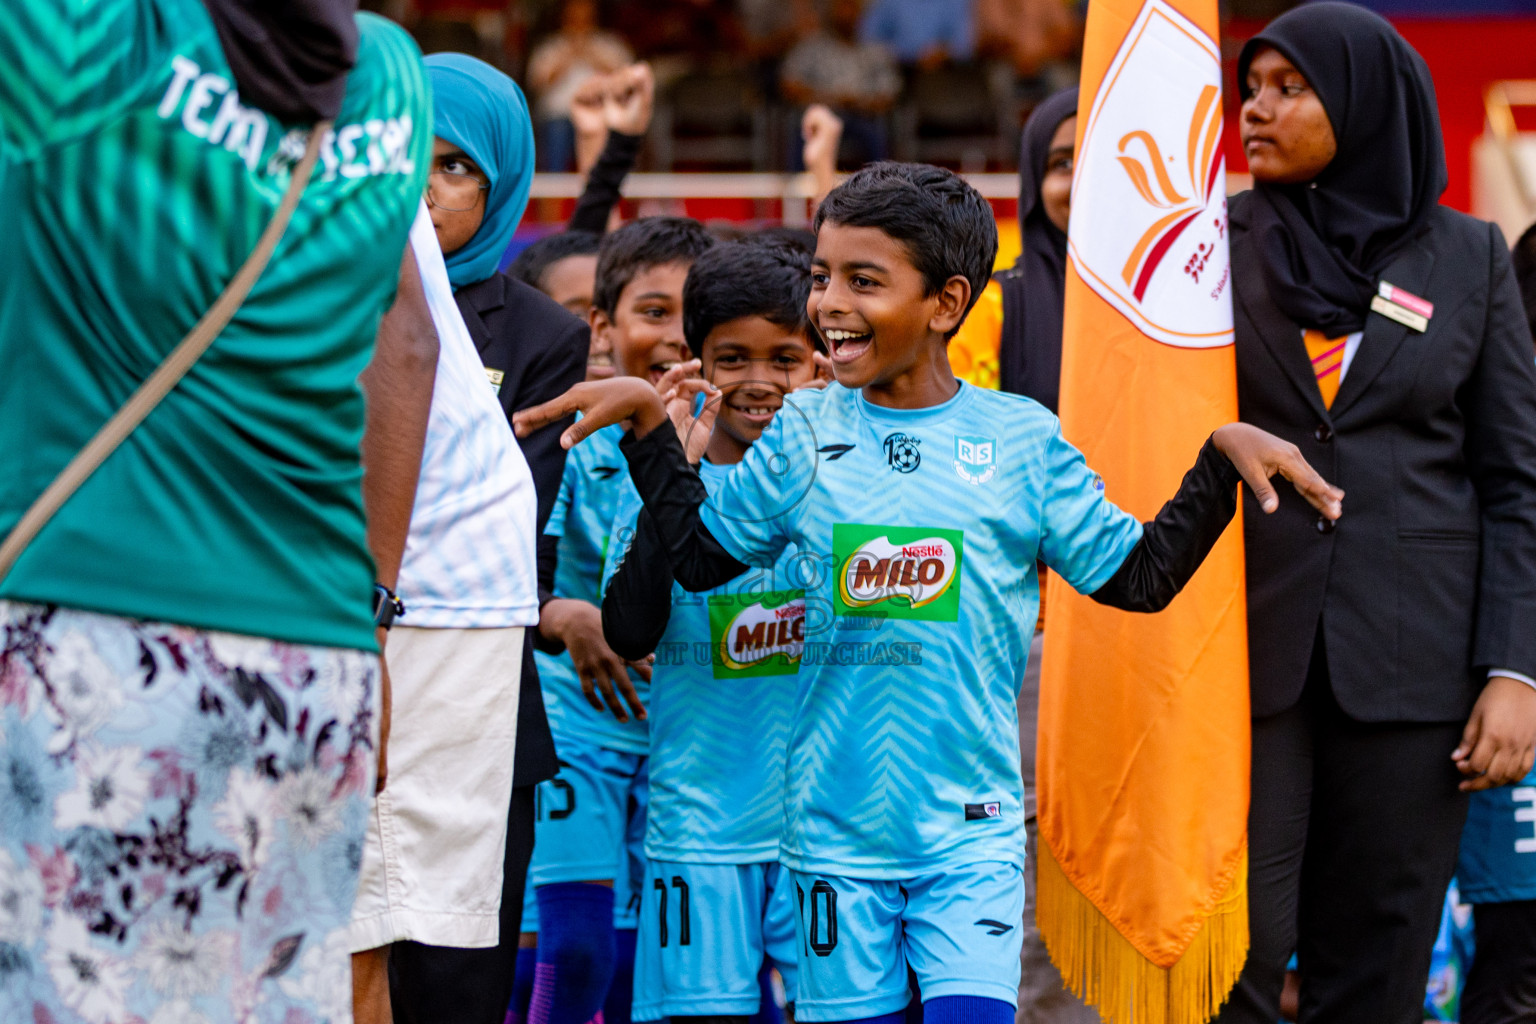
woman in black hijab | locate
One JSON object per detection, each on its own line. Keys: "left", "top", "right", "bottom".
{"left": 997, "top": 86, "right": 1077, "bottom": 409}
{"left": 1223, "top": 4, "right": 1536, "bottom": 1021}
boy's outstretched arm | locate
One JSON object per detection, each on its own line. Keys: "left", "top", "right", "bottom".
{"left": 1092, "top": 424, "right": 1343, "bottom": 612}
{"left": 516, "top": 378, "right": 750, "bottom": 594}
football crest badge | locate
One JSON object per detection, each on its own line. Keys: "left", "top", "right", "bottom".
{"left": 953, "top": 436, "right": 997, "bottom": 485}
{"left": 883, "top": 432, "right": 922, "bottom": 473}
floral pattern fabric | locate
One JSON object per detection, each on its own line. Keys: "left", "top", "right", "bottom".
{"left": 0, "top": 601, "right": 378, "bottom": 1024}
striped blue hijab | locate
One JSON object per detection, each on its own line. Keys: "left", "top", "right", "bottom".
{"left": 426, "top": 53, "right": 535, "bottom": 289}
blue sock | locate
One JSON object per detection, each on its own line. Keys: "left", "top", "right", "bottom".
{"left": 603, "top": 928, "right": 638, "bottom": 1024}
{"left": 921, "top": 997, "right": 1013, "bottom": 1024}
{"left": 508, "top": 946, "right": 538, "bottom": 1024}
{"left": 530, "top": 883, "right": 617, "bottom": 1024}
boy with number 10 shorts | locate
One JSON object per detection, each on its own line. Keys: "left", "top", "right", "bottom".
{"left": 519, "top": 163, "right": 1343, "bottom": 1024}
{"left": 601, "top": 238, "right": 829, "bottom": 1021}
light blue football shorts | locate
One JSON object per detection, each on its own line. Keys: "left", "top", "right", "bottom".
{"left": 633, "top": 859, "right": 800, "bottom": 1019}
{"left": 519, "top": 741, "right": 648, "bottom": 933}
{"left": 786, "top": 861, "right": 1024, "bottom": 1021}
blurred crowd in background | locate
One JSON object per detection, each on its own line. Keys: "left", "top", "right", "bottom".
{"left": 363, "top": 0, "right": 1091, "bottom": 173}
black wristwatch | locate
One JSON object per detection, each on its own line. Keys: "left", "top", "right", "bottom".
{"left": 373, "top": 584, "right": 405, "bottom": 630}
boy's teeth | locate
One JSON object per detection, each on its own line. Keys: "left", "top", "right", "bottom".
{"left": 824, "top": 329, "right": 867, "bottom": 342}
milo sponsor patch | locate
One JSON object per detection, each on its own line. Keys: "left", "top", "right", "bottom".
{"left": 834, "top": 524, "right": 964, "bottom": 621}
{"left": 708, "top": 589, "right": 806, "bottom": 679}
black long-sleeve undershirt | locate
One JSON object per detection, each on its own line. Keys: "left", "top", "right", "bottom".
{"left": 1089, "top": 438, "right": 1244, "bottom": 611}
{"left": 600, "top": 425, "right": 1245, "bottom": 660}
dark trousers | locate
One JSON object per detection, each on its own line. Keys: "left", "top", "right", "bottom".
{"left": 1216, "top": 642, "right": 1468, "bottom": 1024}
{"left": 389, "top": 784, "right": 538, "bottom": 1024}
{"left": 1463, "top": 900, "right": 1536, "bottom": 1024}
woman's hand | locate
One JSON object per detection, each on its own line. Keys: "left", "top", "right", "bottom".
{"left": 539, "top": 598, "right": 650, "bottom": 722}
{"left": 1212, "top": 423, "right": 1344, "bottom": 520}
{"left": 1453, "top": 676, "right": 1536, "bottom": 791}
{"left": 513, "top": 377, "right": 670, "bottom": 448}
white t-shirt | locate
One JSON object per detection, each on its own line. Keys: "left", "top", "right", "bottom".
{"left": 395, "top": 205, "right": 538, "bottom": 628}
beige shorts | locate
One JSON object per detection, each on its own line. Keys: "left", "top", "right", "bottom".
{"left": 349, "top": 624, "right": 524, "bottom": 951}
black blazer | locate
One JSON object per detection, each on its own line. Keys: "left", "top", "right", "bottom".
{"left": 455, "top": 270, "right": 589, "bottom": 786}
{"left": 1232, "top": 194, "right": 1536, "bottom": 722}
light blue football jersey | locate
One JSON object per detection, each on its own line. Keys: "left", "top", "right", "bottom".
{"left": 603, "top": 459, "right": 801, "bottom": 864}
{"left": 539, "top": 421, "right": 649, "bottom": 754}
{"left": 696, "top": 382, "right": 1142, "bottom": 878}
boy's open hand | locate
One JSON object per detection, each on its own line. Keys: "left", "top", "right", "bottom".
{"left": 659, "top": 378, "right": 721, "bottom": 463}
{"left": 539, "top": 598, "right": 649, "bottom": 722}
{"left": 651, "top": 359, "right": 702, "bottom": 399}
{"left": 514, "top": 377, "right": 671, "bottom": 448}
{"left": 1212, "top": 423, "right": 1344, "bottom": 520}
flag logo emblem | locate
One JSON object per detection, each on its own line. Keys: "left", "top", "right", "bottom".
{"left": 1068, "top": 0, "right": 1233, "bottom": 350}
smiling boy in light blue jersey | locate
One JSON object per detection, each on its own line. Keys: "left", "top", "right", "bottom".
{"left": 601, "top": 238, "right": 827, "bottom": 1022}
{"left": 520, "top": 217, "right": 716, "bottom": 1024}
{"left": 519, "top": 163, "right": 1344, "bottom": 1024}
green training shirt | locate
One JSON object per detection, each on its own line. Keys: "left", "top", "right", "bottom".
{"left": 0, "top": 0, "right": 431, "bottom": 650}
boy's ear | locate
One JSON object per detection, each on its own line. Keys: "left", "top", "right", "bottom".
{"left": 589, "top": 305, "right": 612, "bottom": 341}
{"left": 929, "top": 275, "right": 974, "bottom": 337}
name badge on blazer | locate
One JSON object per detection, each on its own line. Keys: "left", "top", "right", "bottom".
{"left": 1371, "top": 281, "right": 1433, "bottom": 333}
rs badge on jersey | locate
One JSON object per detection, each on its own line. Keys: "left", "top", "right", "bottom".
{"left": 954, "top": 435, "right": 997, "bottom": 485}
{"left": 709, "top": 589, "right": 806, "bottom": 679}
{"left": 834, "top": 524, "right": 964, "bottom": 621}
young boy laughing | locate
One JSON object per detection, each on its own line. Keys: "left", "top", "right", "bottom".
{"left": 519, "top": 163, "right": 1342, "bottom": 1024}
{"left": 521, "top": 216, "right": 715, "bottom": 1024}
{"left": 601, "top": 237, "right": 826, "bottom": 1022}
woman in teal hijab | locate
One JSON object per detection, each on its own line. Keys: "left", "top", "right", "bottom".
{"left": 425, "top": 53, "right": 536, "bottom": 289}
{"left": 391, "top": 51, "right": 591, "bottom": 1024}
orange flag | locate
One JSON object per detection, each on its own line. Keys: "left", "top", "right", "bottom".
{"left": 1035, "top": 1, "right": 1248, "bottom": 1022}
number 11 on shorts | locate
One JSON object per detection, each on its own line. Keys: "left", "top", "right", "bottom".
{"left": 654, "top": 876, "right": 692, "bottom": 946}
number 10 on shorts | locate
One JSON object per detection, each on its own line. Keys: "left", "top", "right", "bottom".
{"left": 797, "top": 880, "right": 839, "bottom": 957}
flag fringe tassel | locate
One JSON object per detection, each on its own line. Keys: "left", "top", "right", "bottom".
{"left": 1036, "top": 840, "right": 1249, "bottom": 1024}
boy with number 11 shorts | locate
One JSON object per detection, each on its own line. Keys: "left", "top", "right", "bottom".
{"left": 601, "top": 238, "right": 828, "bottom": 1021}
{"left": 519, "top": 217, "right": 716, "bottom": 1024}
{"left": 518, "top": 163, "right": 1344, "bottom": 1024}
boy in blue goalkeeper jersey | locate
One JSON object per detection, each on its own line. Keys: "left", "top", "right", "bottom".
{"left": 520, "top": 216, "right": 716, "bottom": 1024}
{"left": 517, "top": 163, "right": 1343, "bottom": 1024}
{"left": 600, "top": 238, "right": 830, "bottom": 1022}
